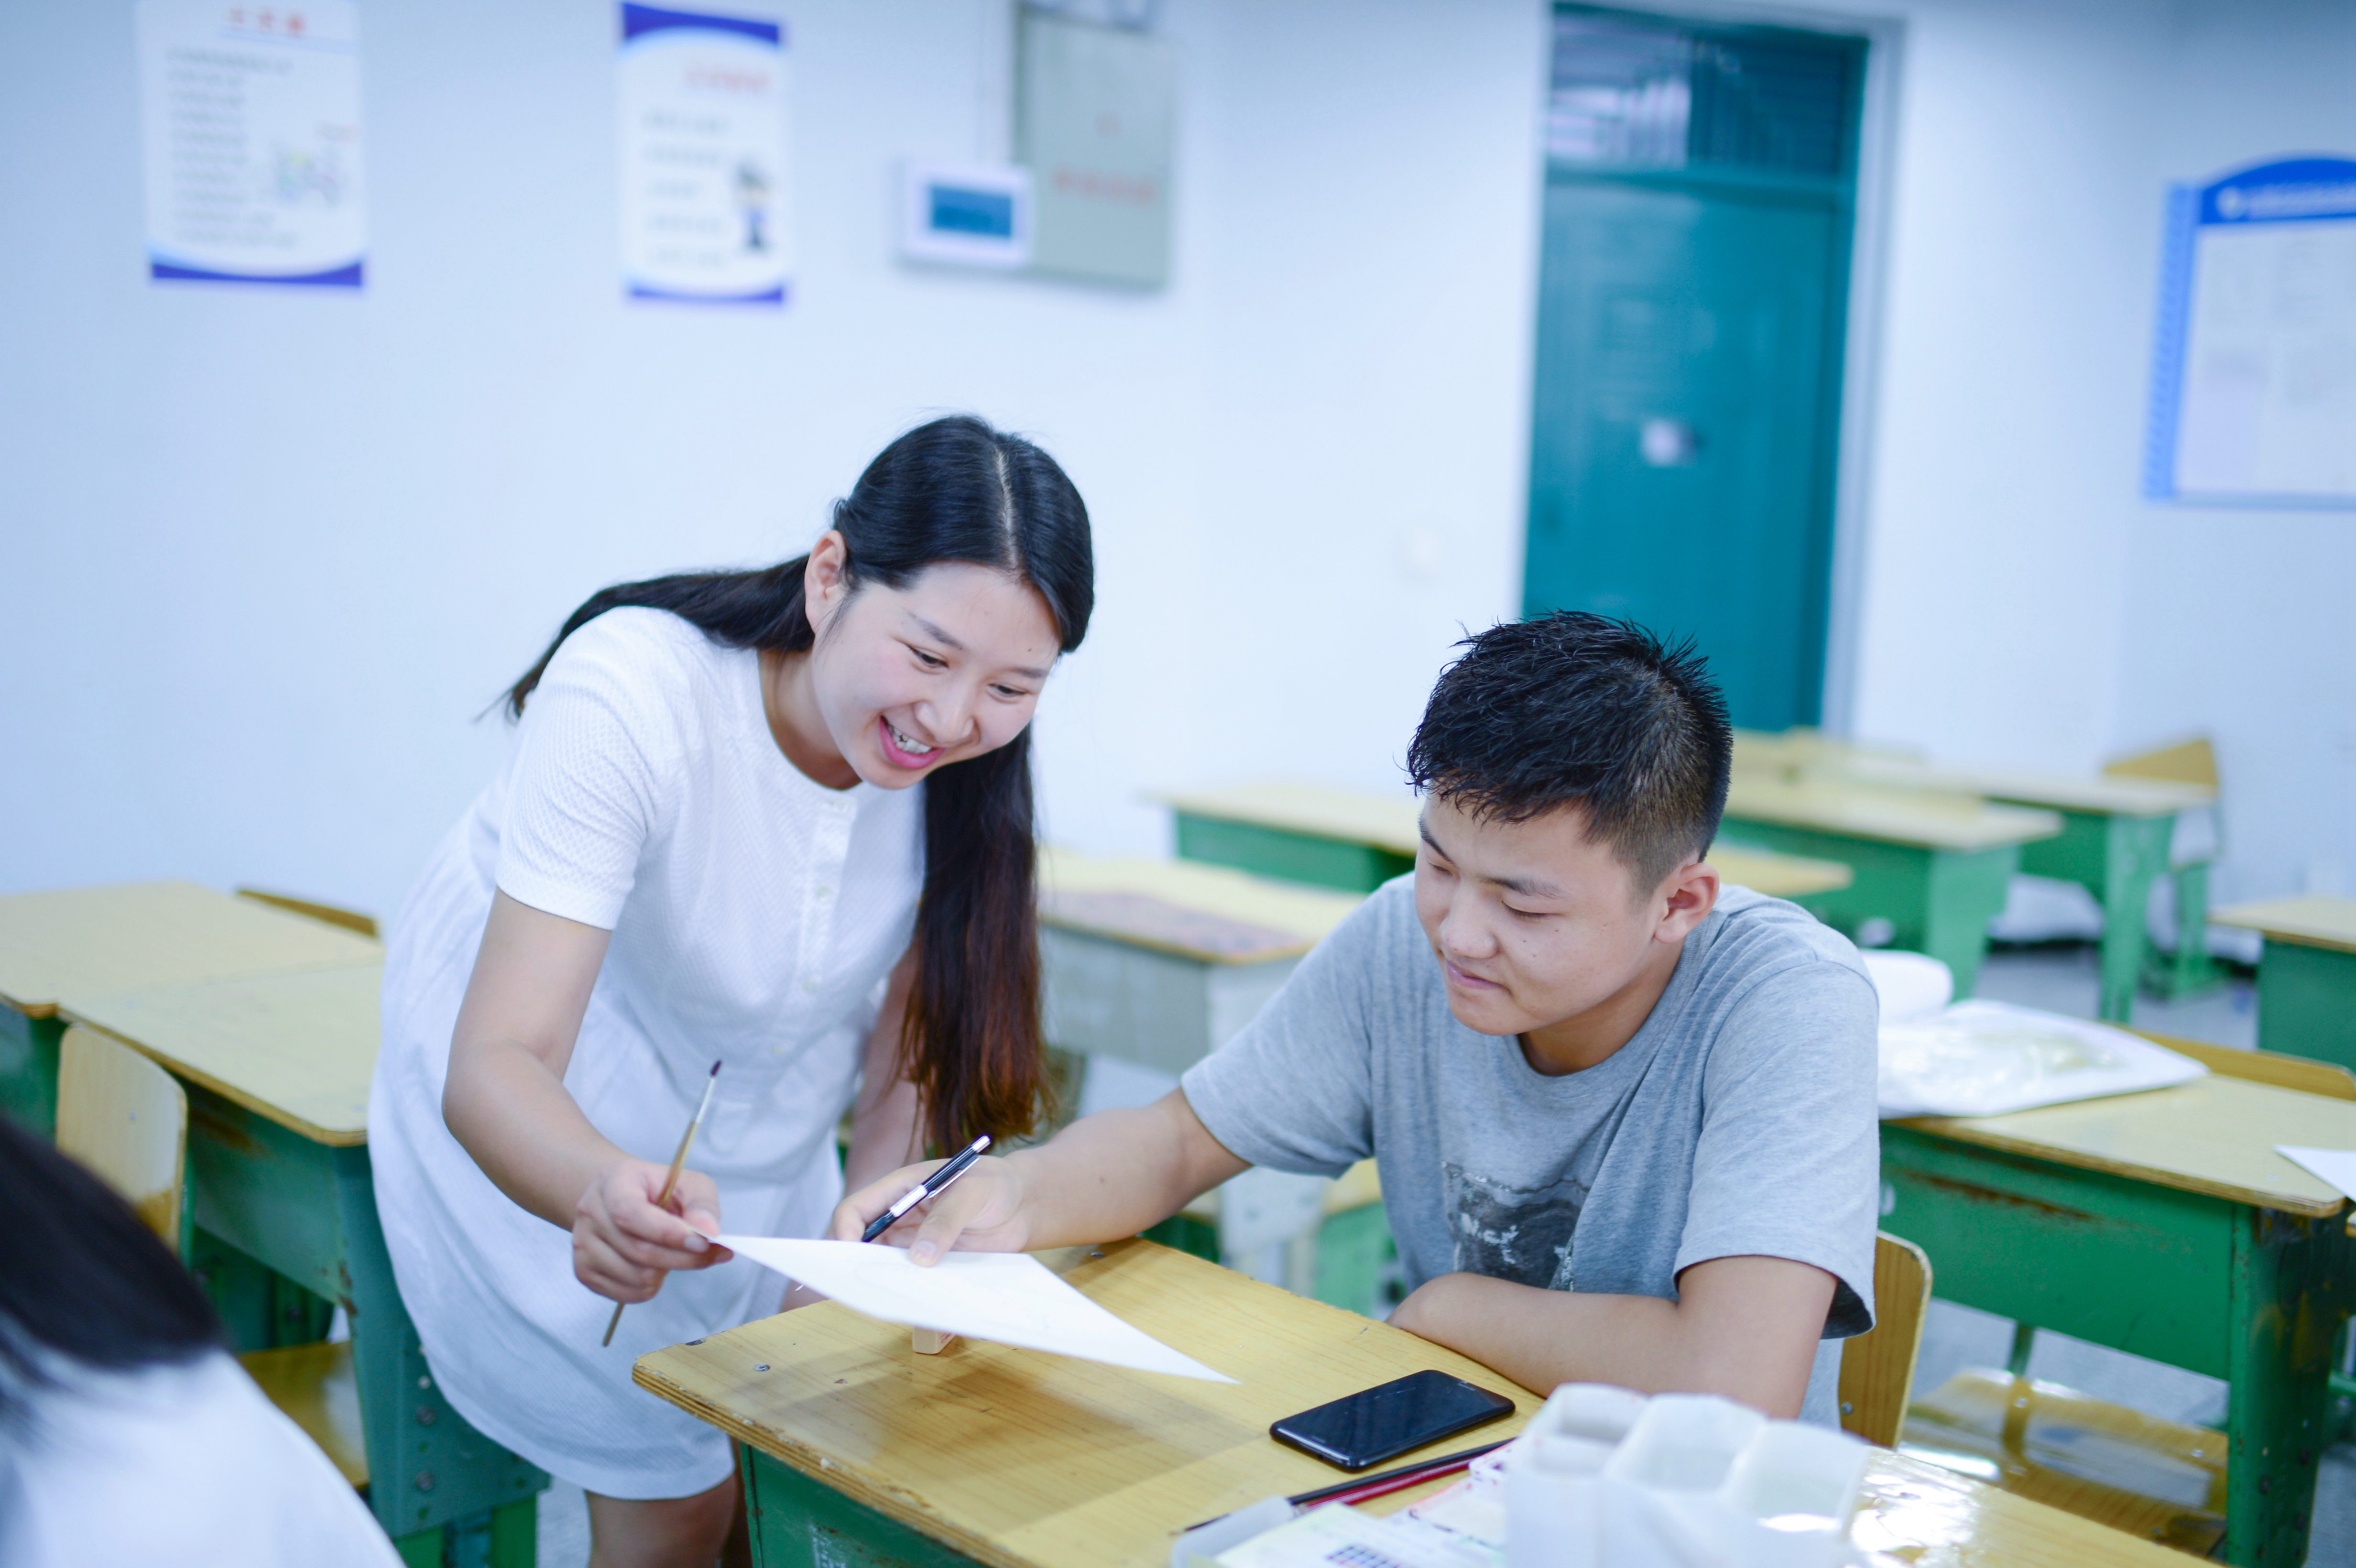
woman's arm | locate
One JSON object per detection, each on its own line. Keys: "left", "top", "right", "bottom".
{"left": 441, "top": 890, "right": 727, "bottom": 1304}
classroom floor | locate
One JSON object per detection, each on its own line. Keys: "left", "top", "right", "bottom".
{"left": 532, "top": 945, "right": 2347, "bottom": 1567}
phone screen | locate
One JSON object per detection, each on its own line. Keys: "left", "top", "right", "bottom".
{"left": 1269, "top": 1370, "right": 1516, "bottom": 1471}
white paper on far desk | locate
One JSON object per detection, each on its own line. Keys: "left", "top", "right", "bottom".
{"left": 710, "top": 1235, "right": 1235, "bottom": 1383}
{"left": 2277, "top": 1146, "right": 2356, "bottom": 1199}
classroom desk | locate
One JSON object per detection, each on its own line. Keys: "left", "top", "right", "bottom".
{"left": 1753, "top": 742, "right": 2216, "bottom": 1022}
{"left": 1037, "top": 848, "right": 1363, "bottom": 1076}
{"left": 1879, "top": 1072, "right": 2356, "bottom": 1566}
{"left": 1160, "top": 779, "right": 1857, "bottom": 904}
{"left": 633, "top": 1238, "right": 2186, "bottom": 1568}
{"left": 2214, "top": 896, "right": 2356, "bottom": 1071}
{"left": 60, "top": 966, "right": 545, "bottom": 1565}
{"left": 0, "top": 879, "right": 381, "bottom": 1133}
{"left": 1718, "top": 778, "right": 2062, "bottom": 999}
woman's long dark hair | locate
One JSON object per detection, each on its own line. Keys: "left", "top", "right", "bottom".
{"left": 504, "top": 415, "right": 1094, "bottom": 1153}
{"left": 0, "top": 1115, "right": 223, "bottom": 1425}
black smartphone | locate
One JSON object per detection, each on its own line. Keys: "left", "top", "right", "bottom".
{"left": 1269, "top": 1370, "right": 1516, "bottom": 1471}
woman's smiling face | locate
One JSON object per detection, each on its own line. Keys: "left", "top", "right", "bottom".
{"left": 802, "top": 542, "right": 1063, "bottom": 790}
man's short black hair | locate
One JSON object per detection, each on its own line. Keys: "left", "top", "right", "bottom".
{"left": 1405, "top": 612, "right": 1733, "bottom": 891}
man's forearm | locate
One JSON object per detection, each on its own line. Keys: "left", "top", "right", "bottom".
{"left": 1002, "top": 1096, "right": 1241, "bottom": 1249}
{"left": 1388, "top": 1259, "right": 1826, "bottom": 1418}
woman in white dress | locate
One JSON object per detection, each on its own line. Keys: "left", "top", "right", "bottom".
{"left": 368, "top": 416, "right": 1093, "bottom": 1567}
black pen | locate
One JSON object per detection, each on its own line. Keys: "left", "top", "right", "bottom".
{"left": 861, "top": 1133, "right": 992, "bottom": 1242}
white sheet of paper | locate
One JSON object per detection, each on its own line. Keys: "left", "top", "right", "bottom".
{"left": 2277, "top": 1146, "right": 2356, "bottom": 1198}
{"left": 711, "top": 1235, "right": 1234, "bottom": 1383}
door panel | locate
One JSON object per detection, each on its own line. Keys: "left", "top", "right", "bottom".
{"left": 1523, "top": 176, "right": 1843, "bottom": 729}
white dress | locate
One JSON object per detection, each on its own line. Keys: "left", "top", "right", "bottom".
{"left": 0, "top": 1350, "right": 404, "bottom": 1567}
{"left": 369, "top": 608, "right": 924, "bottom": 1500}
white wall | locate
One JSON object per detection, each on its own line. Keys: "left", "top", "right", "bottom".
{"left": 3, "top": 0, "right": 2350, "bottom": 919}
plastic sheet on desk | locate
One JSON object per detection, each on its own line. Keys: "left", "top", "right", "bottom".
{"left": 1877, "top": 1000, "right": 2205, "bottom": 1119}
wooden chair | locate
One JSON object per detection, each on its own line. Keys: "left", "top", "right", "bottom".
{"left": 2103, "top": 738, "right": 2221, "bottom": 999}
{"left": 1839, "top": 1231, "right": 1931, "bottom": 1446}
{"left": 54, "top": 1025, "right": 370, "bottom": 1490}
{"left": 55, "top": 1025, "right": 187, "bottom": 1249}
{"left": 234, "top": 887, "right": 380, "bottom": 939}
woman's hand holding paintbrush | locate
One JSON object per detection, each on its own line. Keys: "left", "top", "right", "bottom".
{"left": 595, "top": 1063, "right": 729, "bottom": 1344}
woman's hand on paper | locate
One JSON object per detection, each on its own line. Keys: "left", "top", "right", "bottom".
{"left": 829, "top": 1155, "right": 1031, "bottom": 1263}
{"left": 572, "top": 1158, "right": 731, "bottom": 1303}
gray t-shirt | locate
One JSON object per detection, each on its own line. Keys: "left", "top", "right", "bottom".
{"left": 1181, "top": 878, "right": 1880, "bottom": 1425}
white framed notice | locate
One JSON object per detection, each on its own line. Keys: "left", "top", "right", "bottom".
{"left": 617, "top": 4, "right": 791, "bottom": 306}
{"left": 2144, "top": 157, "right": 2356, "bottom": 508}
{"left": 136, "top": 0, "right": 367, "bottom": 287}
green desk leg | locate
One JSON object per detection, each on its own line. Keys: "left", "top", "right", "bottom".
{"left": 1173, "top": 814, "right": 1413, "bottom": 895}
{"left": 0, "top": 1006, "right": 65, "bottom": 1134}
{"left": 2012, "top": 808, "right": 2171, "bottom": 1022}
{"left": 184, "top": 1085, "right": 546, "bottom": 1563}
{"left": 1718, "top": 823, "right": 2019, "bottom": 998}
{"left": 2149, "top": 861, "right": 2225, "bottom": 1001}
{"left": 743, "top": 1444, "right": 981, "bottom": 1567}
{"left": 1881, "top": 1126, "right": 2351, "bottom": 1565}
{"left": 2256, "top": 939, "right": 2356, "bottom": 1073}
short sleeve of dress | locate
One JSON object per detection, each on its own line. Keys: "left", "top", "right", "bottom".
{"left": 494, "top": 610, "right": 697, "bottom": 931}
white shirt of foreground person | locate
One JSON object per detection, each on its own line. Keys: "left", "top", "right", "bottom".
{"left": 369, "top": 607, "right": 925, "bottom": 1499}
{"left": 0, "top": 1350, "right": 402, "bottom": 1568}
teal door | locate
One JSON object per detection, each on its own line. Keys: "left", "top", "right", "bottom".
{"left": 1523, "top": 9, "right": 1864, "bottom": 730}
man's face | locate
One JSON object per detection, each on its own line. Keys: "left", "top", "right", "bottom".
{"left": 1411, "top": 793, "right": 1677, "bottom": 1037}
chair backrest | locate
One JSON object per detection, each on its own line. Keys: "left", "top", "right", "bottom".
{"left": 55, "top": 1026, "right": 188, "bottom": 1249}
{"left": 234, "top": 887, "right": 380, "bottom": 939}
{"left": 1839, "top": 1232, "right": 1932, "bottom": 1447}
{"left": 2136, "top": 1028, "right": 2356, "bottom": 1101}
{"left": 2104, "top": 737, "right": 2218, "bottom": 791}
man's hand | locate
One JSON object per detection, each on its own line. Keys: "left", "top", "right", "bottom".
{"left": 571, "top": 1159, "right": 731, "bottom": 1303}
{"left": 829, "top": 1154, "right": 1034, "bottom": 1263}
{"left": 1386, "top": 1254, "right": 1837, "bottom": 1417}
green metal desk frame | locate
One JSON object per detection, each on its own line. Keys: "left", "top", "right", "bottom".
{"left": 2253, "top": 939, "right": 2356, "bottom": 1075}
{"left": 741, "top": 1443, "right": 979, "bottom": 1568}
{"left": 1173, "top": 811, "right": 1413, "bottom": 895}
{"left": 2000, "top": 805, "right": 2174, "bottom": 1022}
{"left": 0, "top": 1006, "right": 545, "bottom": 1567}
{"left": 1713, "top": 822, "right": 2019, "bottom": 999}
{"left": 1881, "top": 1123, "right": 2352, "bottom": 1567}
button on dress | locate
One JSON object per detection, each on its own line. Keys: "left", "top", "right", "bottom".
{"left": 368, "top": 608, "right": 924, "bottom": 1499}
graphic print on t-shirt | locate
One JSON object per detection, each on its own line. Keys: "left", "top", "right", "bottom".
{"left": 1443, "top": 1162, "right": 1587, "bottom": 1290}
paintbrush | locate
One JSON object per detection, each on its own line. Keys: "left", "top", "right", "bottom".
{"left": 602, "top": 1060, "right": 721, "bottom": 1348}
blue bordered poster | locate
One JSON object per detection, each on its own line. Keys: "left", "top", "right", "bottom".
{"left": 136, "top": 0, "right": 367, "bottom": 288}
{"left": 618, "top": 5, "right": 791, "bottom": 306}
{"left": 2144, "top": 157, "right": 2356, "bottom": 507}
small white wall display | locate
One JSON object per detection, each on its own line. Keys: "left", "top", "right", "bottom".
{"left": 1015, "top": 10, "right": 1176, "bottom": 289}
{"left": 617, "top": 4, "right": 790, "bottom": 306}
{"left": 897, "top": 161, "right": 1033, "bottom": 270}
{"left": 2144, "top": 157, "right": 2356, "bottom": 508}
{"left": 135, "top": 0, "right": 367, "bottom": 287}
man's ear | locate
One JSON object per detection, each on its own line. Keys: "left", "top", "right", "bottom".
{"left": 1655, "top": 858, "right": 1721, "bottom": 942}
{"left": 803, "top": 530, "right": 851, "bottom": 634}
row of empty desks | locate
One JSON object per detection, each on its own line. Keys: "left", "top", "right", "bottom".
{"left": 0, "top": 882, "right": 543, "bottom": 1564}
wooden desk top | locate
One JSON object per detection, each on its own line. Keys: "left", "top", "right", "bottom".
{"left": 0, "top": 880, "right": 381, "bottom": 1018}
{"left": 639, "top": 1239, "right": 2182, "bottom": 1568}
{"left": 64, "top": 963, "right": 382, "bottom": 1146}
{"left": 1157, "top": 783, "right": 1858, "bottom": 899}
{"left": 638, "top": 1240, "right": 1532, "bottom": 1568}
{"left": 1897, "top": 1074, "right": 2356, "bottom": 1217}
{"left": 1724, "top": 778, "right": 2063, "bottom": 852}
{"left": 2213, "top": 895, "right": 2356, "bottom": 955}
{"left": 1732, "top": 731, "right": 2214, "bottom": 817}
{"left": 1162, "top": 780, "right": 1424, "bottom": 856}
{"left": 1037, "top": 849, "right": 1362, "bottom": 966}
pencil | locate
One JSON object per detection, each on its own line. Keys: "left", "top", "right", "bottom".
{"left": 1181, "top": 1438, "right": 1510, "bottom": 1531}
{"left": 602, "top": 1061, "right": 721, "bottom": 1348}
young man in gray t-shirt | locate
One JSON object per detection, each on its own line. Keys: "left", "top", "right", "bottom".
{"left": 834, "top": 614, "right": 1881, "bottom": 1422}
